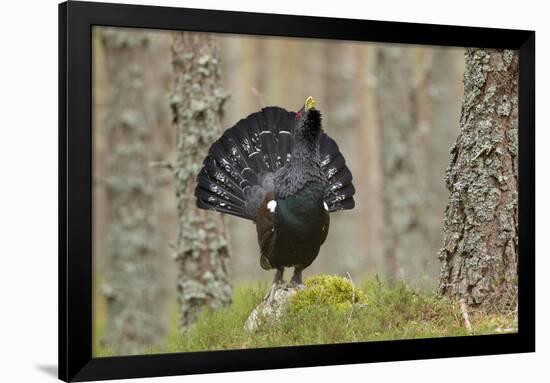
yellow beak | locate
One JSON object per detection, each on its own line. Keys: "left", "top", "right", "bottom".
{"left": 305, "top": 96, "right": 316, "bottom": 111}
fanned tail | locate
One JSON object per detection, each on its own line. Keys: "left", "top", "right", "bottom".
{"left": 195, "top": 107, "right": 295, "bottom": 220}
{"left": 196, "top": 106, "right": 355, "bottom": 218}
{"left": 320, "top": 134, "right": 356, "bottom": 212}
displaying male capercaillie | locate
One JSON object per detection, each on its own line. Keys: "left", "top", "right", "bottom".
{"left": 195, "top": 96, "right": 355, "bottom": 298}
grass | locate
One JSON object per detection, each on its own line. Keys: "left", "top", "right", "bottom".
{"left": 93, "top": 276, "right": 517, "bottom": 356}
{"left": 92, "top": 274, "right": 118, "bottom": 357}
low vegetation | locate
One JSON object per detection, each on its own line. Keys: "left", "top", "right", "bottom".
{"left": 290, "top": 275, "right": 365, "bottom": 313}
{"left": 93, "top": 275, "right": 517, "bottom": 356}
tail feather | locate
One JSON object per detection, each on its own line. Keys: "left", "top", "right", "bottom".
{"left": 217, "top": 133, "right": 256, "bottom": 184}
{"left": 195, "top": 107, "right": 295, "bottom": 220}
{"left": 329, "top": 197, "right": 355, "bottom": 211}
{"left": 196, "top": 187, "right": 246, "bottom": 217}
{"left": 319, "top": 134, "right": 356, "bottom": 212}
{"left": 196, "top": 171, "right": 245, "bottom": 207}
{"left": 230, "top": 119, "right": 265, "bottom": 173}
{"left": 260, "top": 131, "right": 278, "bottom": 171}
{"left": 272, "top": 108, "right": 294, "bottom": 167}
{"left": 195, "top": 106, "right": 355, "bottom": 219}
{"left": 195, "top": 157, "right": 250, "bottom": 219}
{"left": 202, "top": 155, "right": 243, "bottom": 195}
{"left": 326, "top": 183, "right": 355, "bottom": 205}
{"left": 249, "top": 108, "right": 293, "bottom": 172}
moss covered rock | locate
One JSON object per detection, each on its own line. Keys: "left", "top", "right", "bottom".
{"left": 290, "top": 275, "right": 365, "bottom": 313}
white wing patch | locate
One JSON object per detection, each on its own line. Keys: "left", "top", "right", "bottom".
{"left": 323, "top": 201, "right": 329, "bottom": 211}
{"left": 267, "top": 200, "right": 277, "bottom": 213}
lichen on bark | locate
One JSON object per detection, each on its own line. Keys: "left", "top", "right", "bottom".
{"left": 100, "top": 28, "right": 167, "bottom": 355}
{"left": 170, "top": 32, "right": 232, "bottom": 330}
{"left": 438, "top": 49, "right": 518, "bottom": 312}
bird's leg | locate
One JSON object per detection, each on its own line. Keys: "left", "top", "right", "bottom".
{"left": 265, "top": 268, "right": 284, "bottom": 303}
{"left": 273, "top": 267, "right": 284, "bottom": 285}
{"left": 290, "top": 267, "right": 304, "bottom": 286}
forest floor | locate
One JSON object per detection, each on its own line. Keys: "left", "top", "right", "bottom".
{"left": 93, "top": 277, "right": 517, "bottom": 357}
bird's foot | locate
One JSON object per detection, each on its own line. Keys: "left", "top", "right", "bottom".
{"left": 264, "top": 268, "right": 285, "bottom": 303}
{"left": 289, "top": 268, "right": 304, "bottom": 287}
{"left": 264, "top": 282, "right": 281, "bottom": 304}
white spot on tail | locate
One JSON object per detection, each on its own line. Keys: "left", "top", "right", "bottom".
{"left": 327, "top": 167, "right": 338, "bottom": 178}
{"left": 267, "top": 200, "right": 277, "bottom": 213}
{"left": 240, "top": 167, "right": 251, "bottom": 175}
{"left": 333, "top": 194, "right": 345, "bottom": 202}
{"left": 329, "top": 181, "right": 343, "bottom": 191}
{"left": 323, "top": 201, "right": 329, "bottom": 211}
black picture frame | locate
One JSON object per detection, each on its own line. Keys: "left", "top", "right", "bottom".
{"left": 59, "top": 1, "right": 535, "bottom": 381}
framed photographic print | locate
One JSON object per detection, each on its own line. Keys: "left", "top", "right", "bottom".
{"left": 59, "top": 1, "right": 535, "bottom": 381}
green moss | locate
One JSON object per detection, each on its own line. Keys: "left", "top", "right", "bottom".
{"left": 93, "top": 276, "right": 517, "bottom": 356}
{"left": 290, "top": 275, "right": 365, "bottom": 313}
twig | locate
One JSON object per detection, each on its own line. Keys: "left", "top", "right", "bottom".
{"left": 459, "top": 298, "right": 473, "bottom": 335}
{"left": 149, "top": 160, "right": 174, "bottom": 171}
{"left": 450, "top": 301, "right": 461, "bottom": 325}
{"left": 346, "top": 272, "right": 356, "bottom": 328}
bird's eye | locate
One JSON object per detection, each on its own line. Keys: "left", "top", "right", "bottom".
{"left": 295, "top": 111, "right": 302, "bottom": 120}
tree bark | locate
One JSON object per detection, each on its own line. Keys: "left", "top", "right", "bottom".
{"left": 429, "top": 48, "right": 465, "bottom": 251}
{"left": 377, "top": 46, "right": 433, "bottom": 283}
{"left": 170, "top": 32, "right": 232, "bottom": 330}
{"left": 322, "top": 43, "right": 363, "bottom": 274}
{"left": 218, "top": 36, "right": 260, "bottom": 281}
{"left": 438, "top": 49, "right": 518, "bottom": 312}
{"left": 100, "top": 28, "right": 166, "bottom": 354}
{"left": 355, "top": 44, "right": 384, "bottom": 273}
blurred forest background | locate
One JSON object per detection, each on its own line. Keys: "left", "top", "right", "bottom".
{"left": 92, "top": 27, "right": 472, "bottom": 355}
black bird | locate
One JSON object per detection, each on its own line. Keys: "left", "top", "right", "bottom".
{"left": 195, "top": 96, "right": 355, "bottom": 296}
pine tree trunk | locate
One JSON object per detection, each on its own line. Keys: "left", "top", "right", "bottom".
{"left": 355, "top": 45, "right": 384, "bottom": 272}
{"left": 377, "top": 46, "right": 433, "bottom": 282}
{"left": 170, "top": 32, "right": 232, "bottom": 329}
{"left": 429, "top": 48, "right": 465, "bottom": 251}
{"left": 438, "top": 49, "right": 518, "bottom": 312}
{"left": 100, "top": 28, "right": 166, "bottom": 354}
{"left": 323, "top": 43, "right": 362, "bottom": 274}
{"left": 218, "top": 36, "right": 260, "bottom": 281}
